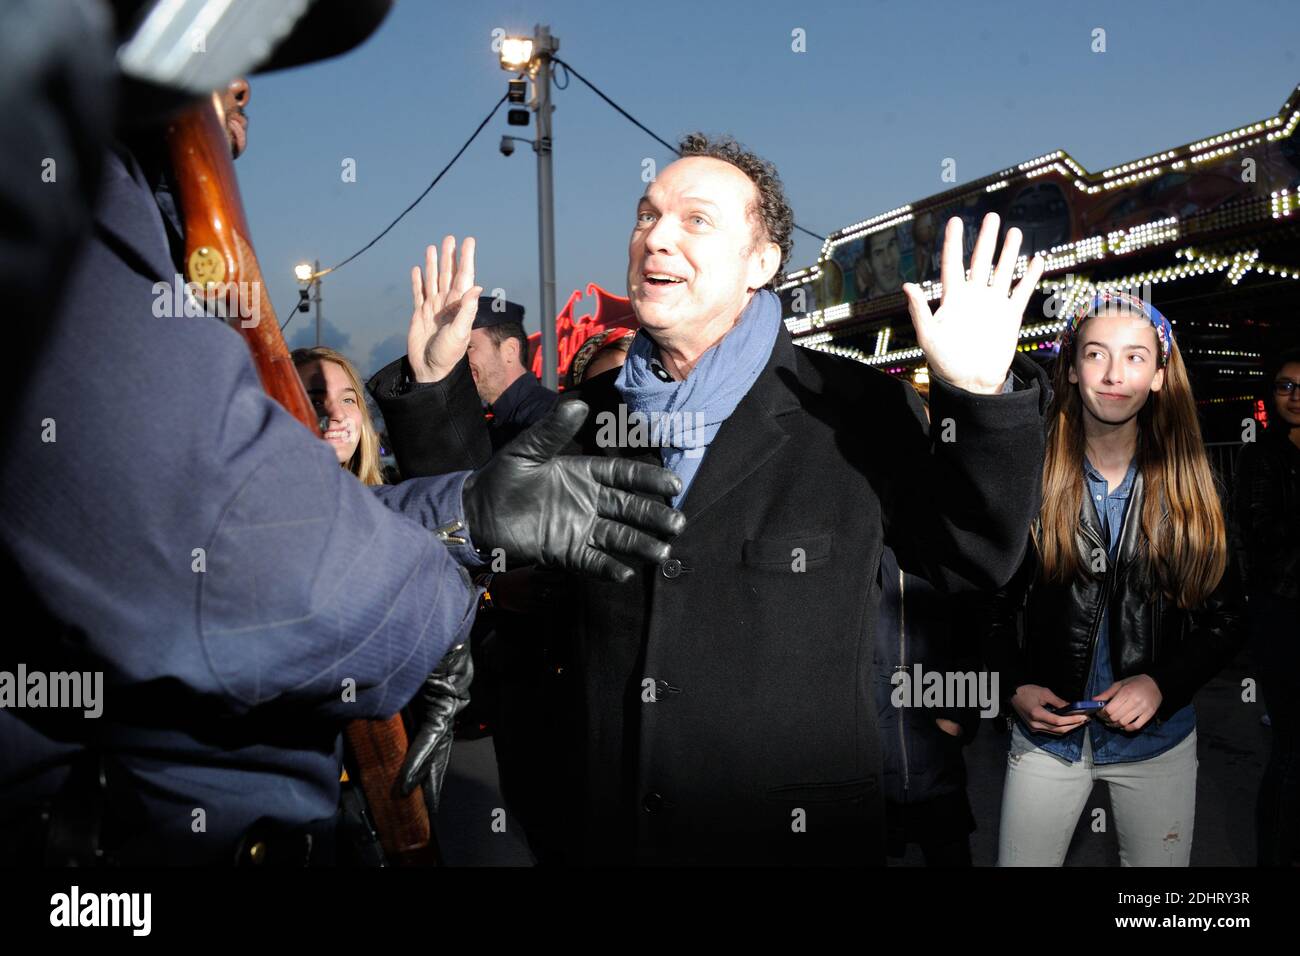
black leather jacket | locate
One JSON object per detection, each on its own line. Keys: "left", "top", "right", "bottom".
{"left": 1232, "top": 434, "right": 1300, "bottom": 600}
{"left": 983, "top": 468, "right": 1246, "bottom": 722}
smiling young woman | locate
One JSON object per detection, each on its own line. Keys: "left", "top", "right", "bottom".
{"left": 292, "top": 346, "right": 384, "bottom": 487}
{"left": 292, "top": 345, "right": 477, "bottom": 855}
{"left": 985, "top": 291, "right": 1245, "bottom": 867}
{"left": 1038, "top": 298, "right": 1225, "bottom": 608}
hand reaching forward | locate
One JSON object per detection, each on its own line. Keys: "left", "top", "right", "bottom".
{"left": 408, "top": 236, "right": 482, "bottom": 383}
{"left": 461, "top": 401, "right": 687, "bottom": 583}
{"left": 902, "top": 213, "right": 1045, "bottom": 395}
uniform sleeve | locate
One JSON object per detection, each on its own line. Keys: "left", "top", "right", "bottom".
{"left": 0, "top": 208, "right": 478, "bottom": 724}
{"left": 370, "top": 473, "right": 487, "bottom": 571}
{"left": 197, "top": 420, "right": 481, "bottom": 718}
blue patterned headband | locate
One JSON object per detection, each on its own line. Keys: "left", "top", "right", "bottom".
{"left": 1058, "top": 291, "right": 1173, "bottom": 367}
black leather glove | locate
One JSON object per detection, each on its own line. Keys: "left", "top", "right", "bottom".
{"left": 397, "top": 640, "right": 474, "bottom": 815}
{"left": 462, "top": 401, "right": 686, "bottom": 583}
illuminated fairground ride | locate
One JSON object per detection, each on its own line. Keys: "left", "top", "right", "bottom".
{"left": 527, "top": 282, "right": 637, "bottom": 385}
{"left": 777, "top": 82, "right": 1300, "bottom": 443}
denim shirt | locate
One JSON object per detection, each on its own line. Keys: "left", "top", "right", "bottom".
{"left": 1019, "top": 456, "right": 1196, "bottom": 764}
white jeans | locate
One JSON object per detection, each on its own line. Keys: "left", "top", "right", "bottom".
{"left": 997, "top": 723, "right": 1198, "bottom": 866}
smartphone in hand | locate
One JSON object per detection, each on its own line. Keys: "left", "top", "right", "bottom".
{"left": 1048, "top": 700, "right": 1107, "bottom": 718}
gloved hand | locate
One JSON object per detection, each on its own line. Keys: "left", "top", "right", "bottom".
{"left": 397, "top": 640, "right": 474, "bottom": 815}
{"left": 462, "top": 400, "right": 686, "bottom": 583}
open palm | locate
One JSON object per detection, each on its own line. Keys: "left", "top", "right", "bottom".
{"left": 902, "top": 213, "right": 1044, "bottom": 395}
{"left": 407, "top": 235, "right": 482, "bottom": 384}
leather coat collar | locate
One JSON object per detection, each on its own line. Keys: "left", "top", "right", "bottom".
{"left": 1078, "top": 466, "right": 1144, "bottom": 561}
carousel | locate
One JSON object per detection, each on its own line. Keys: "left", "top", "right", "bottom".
{"left": 777, "top": 82, "right": 1300, "bottom": 446}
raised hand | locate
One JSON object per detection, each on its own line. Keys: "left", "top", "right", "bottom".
{"left": 407, "top": 236, "right": 482, "bottom": 383}
{"left": 902, "top": 213, "right": 1045, "bottom": 395}
{"left": 461, "top": 401, "right": 686, "bottom": 583}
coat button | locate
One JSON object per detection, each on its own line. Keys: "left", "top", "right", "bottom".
{"left": 643, "top": 792, "right": 665, "bottom": 813}
{"left": 660, "top": 558, "right": 683, "bottom": 579}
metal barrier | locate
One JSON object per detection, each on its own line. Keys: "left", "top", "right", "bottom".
{"left": 1205, "top": 441, "right": 1244, "bottom": 492}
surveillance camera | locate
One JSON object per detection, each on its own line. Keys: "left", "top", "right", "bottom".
{"left": 499, "top": 136, "right": 514, "bottom": 157}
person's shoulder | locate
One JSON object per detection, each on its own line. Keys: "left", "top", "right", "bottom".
{"left": 523, "top": 375, "right": 559, "bottom": 406}
{"left": 509, "top": 371, "right": 553, "bottom": 405}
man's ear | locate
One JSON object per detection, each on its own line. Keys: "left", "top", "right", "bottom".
{"left": 502, "top": 337, "right": 521, "bottom": 366}
{"left": 747, "top": 240, "right": 782, "bottom": 291}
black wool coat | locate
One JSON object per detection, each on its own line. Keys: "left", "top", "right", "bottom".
{"left": 374, "top": 328, "right": 1049, "bottom": 865}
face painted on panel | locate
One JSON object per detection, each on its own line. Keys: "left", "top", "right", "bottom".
{"left": 867, "top": 230, "right": 902, "bottom": 293}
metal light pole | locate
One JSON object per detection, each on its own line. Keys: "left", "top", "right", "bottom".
{"left": 311, "top": 258, "right": 323, "bottom": 346}
{"left": 500, "top": 25, "right": 560, "bottom": 390}
{"left": 294, "top": 259, "right": 324, "bottom": 345}
{"left": 532, "top": 25, "right": 558, "bottom": 390}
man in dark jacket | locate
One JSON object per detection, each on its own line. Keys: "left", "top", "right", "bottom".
{"left": 468, "top": 299, "right": 558, "bottom": 443}
{"left": 368, "top": 281, "right": 553, "bottom": 476}
{"left": 875, "top": 545, "right": 984, "bottom": 866}
{"left": 379, "top": 132, "right": 1050, "bottom": 865}
{"left": 369, "top": 294, "right": 556, "bottom": 460}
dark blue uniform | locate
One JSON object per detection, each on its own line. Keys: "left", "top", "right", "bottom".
{"left": 0, "top": 146, "right": 481, "bottom": 864}
{"left": 486, "top": 371, "right": 557, "bottom": 449}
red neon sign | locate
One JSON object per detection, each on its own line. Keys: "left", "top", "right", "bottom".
{"left": 528, "top": 283, "right": 638, "bottom": 385}
{"left": 1255, "top": 398, "right": 1269, "bottom": 428}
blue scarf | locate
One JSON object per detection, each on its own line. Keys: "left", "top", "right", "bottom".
{"left": 614, "top": 289, "right": 782, "bottom": 506}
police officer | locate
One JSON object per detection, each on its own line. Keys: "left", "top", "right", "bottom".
{"left": 0, "top": 0, "right": 684, "bottom": 866}
{"left": 368, "top": 296, "right": 556, "bottom": 473}
{"left": 466, "top": 299, "right": 558, "bottom": 446}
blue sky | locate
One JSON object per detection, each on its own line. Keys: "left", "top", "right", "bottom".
{"left": 239, "top": 0, "right": 1300, "bottom": 376}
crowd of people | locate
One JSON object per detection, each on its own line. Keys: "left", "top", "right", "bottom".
{"left": 1, "top": 0, "right": 1295, "bottom": 869}
{"left": 377, "top": 264, "right": 1296, "bottom": 868}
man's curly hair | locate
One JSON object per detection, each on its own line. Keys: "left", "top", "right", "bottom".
{"left": 677, "top": 132, "right": 793, "bottom": 289}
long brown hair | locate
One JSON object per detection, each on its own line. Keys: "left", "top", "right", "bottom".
{"left": 292, "top": 346, "right": 385, "bottom": 487}
{"left": 1034, "top": 312, "right": 1226, "bottom": 608}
